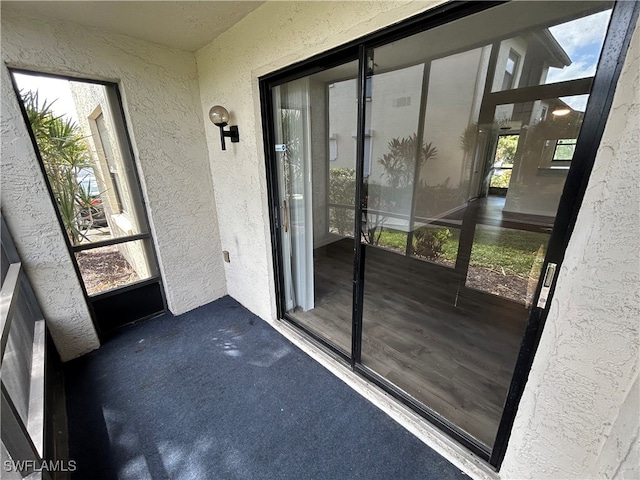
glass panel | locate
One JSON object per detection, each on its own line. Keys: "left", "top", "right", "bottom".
{"left": 13, "top": 74, "right": 148, "bottom": 245}
{"left": 273, "top": 61, "right": 359, "bottom": 354}
{"left": 75, "top": 240, "right": 157, "bottom": 296}
{"left": 1, "top": 295, "right": 35, "bottom": 426}
{"left": 491, "top": 8, "right": 612, "bottom": 92}
{"left": 359, "top": 1, "right": 611, "bottom": 449}
{"left": 410, "top": 225, "right": 460, "bottom": 269}
{"left": 497, "top": 94, "right": 588, "bottom": 218}
{"left": 466, "top": 225, "right": 549, "bottom": 305}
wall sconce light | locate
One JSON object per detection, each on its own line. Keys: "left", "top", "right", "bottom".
{"left": 209, "top": 105, "right": 239, "bottom": 150}
{"left": 551, "top": 107, "right": 571, "bottom": 117}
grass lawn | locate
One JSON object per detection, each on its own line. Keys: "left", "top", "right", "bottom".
{"left": 377, "top": 226, "right": 549, "bottom": 277}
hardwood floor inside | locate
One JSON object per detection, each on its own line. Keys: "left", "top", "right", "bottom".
{"left": 290, "top": 230, "right": 529, "bottom": 448}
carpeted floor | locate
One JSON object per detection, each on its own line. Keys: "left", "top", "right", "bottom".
{"left": 64, "top": 296, "right": 469, "bottom": 479}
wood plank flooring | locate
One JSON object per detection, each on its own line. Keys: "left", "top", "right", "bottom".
{"left": 290, "top": 238, "right": 528, "bottom": 448}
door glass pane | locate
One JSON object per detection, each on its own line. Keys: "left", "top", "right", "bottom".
{"left": 13, "top": 74, "right": 148, "bottom": 245}
{"left": 491, "top": 10, "right": 612, "bottom": 92}
{"left": 76, "top": 239, "right": 157, "bottom": 296}
{"left": 360, "top": 0, "right": 612, "bottom": 449}
{"left": 273, "top": 61, "right": 359, "bottom": 354}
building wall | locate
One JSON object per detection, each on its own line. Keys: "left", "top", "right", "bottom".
{"left": 1, "top": 10, "right": 226, "bottom": 360}
{"left": 197, "top": 1, "right": 639, "bottom": 478}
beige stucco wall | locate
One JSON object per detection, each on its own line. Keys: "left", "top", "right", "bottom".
{"left": 1, "top": 9, "right": 226, "bottom": 360}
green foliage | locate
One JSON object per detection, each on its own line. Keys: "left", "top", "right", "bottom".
{"left": 457, "top": 228, "right": 548, "bottom": 277}
{"left": 378, "top": 226, "right": 548, "bottom": 278}
{"left": 413, "top": 227, "right": 452, "bottom": 260}
{"left": 22, "top": 90, "right": 93, "bottom": 244}
{"left": 329, "top": 168, "right": 356, "bottom": 236}
{"left": 414, "top": 178, "right": 465, "bottom": 218}
{"left": 365, "top": 134, "right": 438, "bottom": 245}
{"left": 376, "top": 229, "right": 407, "bottom": 250}
{"left": 378, "top": 134, "right": 437, "bottom": 189}
{"left": 490, "top": 169, "right": 512, "bottom": 188}
{"left": 494, "top": 135, "right": 519, "bottom": 167}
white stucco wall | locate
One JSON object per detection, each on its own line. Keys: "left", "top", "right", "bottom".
{"left": 1, "top": 67, "right": 99, "bottom": 361}
{"left": 500, "top": 20, "right": 640, "bottom": 479}
{"left": 1, "top": 9, "right": 226, "bottom": 359}
{"left": 196, "top": 0, "right": 440, "bottom": 321}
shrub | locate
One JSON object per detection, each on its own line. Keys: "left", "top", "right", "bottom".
{"left": 329, "top": 167, "right": 356, "bottom": 236}
{"left": 413, "top": 227, "right": 452, "bottom": 260}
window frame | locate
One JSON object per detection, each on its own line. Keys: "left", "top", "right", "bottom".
{"left": 8, "top": 70, "right": 167, "bottom": 338}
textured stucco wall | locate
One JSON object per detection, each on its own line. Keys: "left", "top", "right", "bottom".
{"left": 1, "top": 9, "right": 226, "bottom": 359}
{"left": 1, "top": 67, "right": 99, "bottom": 361}
{"left": 195, "top": 0, "right": 440, "bottom": 321}
{"left": 501, "top": 20, "right": 640, "bottom": 479}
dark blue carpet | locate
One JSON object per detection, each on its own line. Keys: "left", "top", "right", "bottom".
{"left": 64, "top": 296, "right": 468, "bottom": 479}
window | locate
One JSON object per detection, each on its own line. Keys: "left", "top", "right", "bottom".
{"left": 502, "top": 49, "right": 521, "bottom": 90}
{"left": 393, "top": 96, "right": 411, "bottom": 108}
{"left": 261, "top": 0, "right": 630, "bottom": 469}
{"left": 94, "top": 112, "right": 125, "bottom": 213}
{"left": 329, "top": 134, "right": 338, "bottom": 161}
{"left": 553, "top": 138, "right": 577, "bottom": 161}
{"left": 12, "top": 71, "right": 165, "bottom": 335}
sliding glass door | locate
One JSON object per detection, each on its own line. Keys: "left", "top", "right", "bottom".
{"left": 271, "top": 61, "right": 359, "bottom": 354}
{"left": 359, "top": 2, "right": 613, "bottom": 449}
{"left": 262, "top": 0, "right": 631, "bottom": 465}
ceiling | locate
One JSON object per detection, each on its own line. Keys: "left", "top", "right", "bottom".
{"left": 1, "top": 1, "right": 265, "bottom": 52}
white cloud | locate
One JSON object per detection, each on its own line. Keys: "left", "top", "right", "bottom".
{"left": 549, "top": 9, "right": 612, "bottom": 59}
{"left": 559, "top": 94, "right": 589, "bottom": 112}
{"left": 546, "top": 58, "right": 597, "bottom": 84}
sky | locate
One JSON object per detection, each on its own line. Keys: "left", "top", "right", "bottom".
{"left": 546, "top": 9, "right": 612, "bottom": 111}
{"left": 13, "top": 72, "right": 79, "bottom": 123}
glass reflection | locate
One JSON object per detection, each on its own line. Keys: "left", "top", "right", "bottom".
{"left": 492, "top": 9, "right": 612, "bottom": 92}
{"left": 76, "top": 239, "right": 157, "bottom": 296}
{"left": 359, "top": 2, "right": 611, "bottom": 449}
{"left": 273, "top": 61, "right": 360, "bottom": 354}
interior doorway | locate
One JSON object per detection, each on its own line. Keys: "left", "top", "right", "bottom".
{"left": 488, "top": 134, "right": 519, "bottom": 195}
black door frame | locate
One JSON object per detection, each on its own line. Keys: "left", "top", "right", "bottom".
{"left": 259, "top": 0, "right": 638, "bottom": 468}
{"left": 9, "top": 69, "right": 167, "bottom": 339}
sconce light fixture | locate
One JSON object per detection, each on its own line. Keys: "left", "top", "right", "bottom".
{"left": 551, "top": 107, "right": 571, "bottom": 117}
{"left": 209, "top": 105, "right": 239, "bottom": 150}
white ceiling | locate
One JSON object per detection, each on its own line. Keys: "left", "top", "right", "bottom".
{"left": 1, "top": 1, "right": 265, "bottom": 52}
